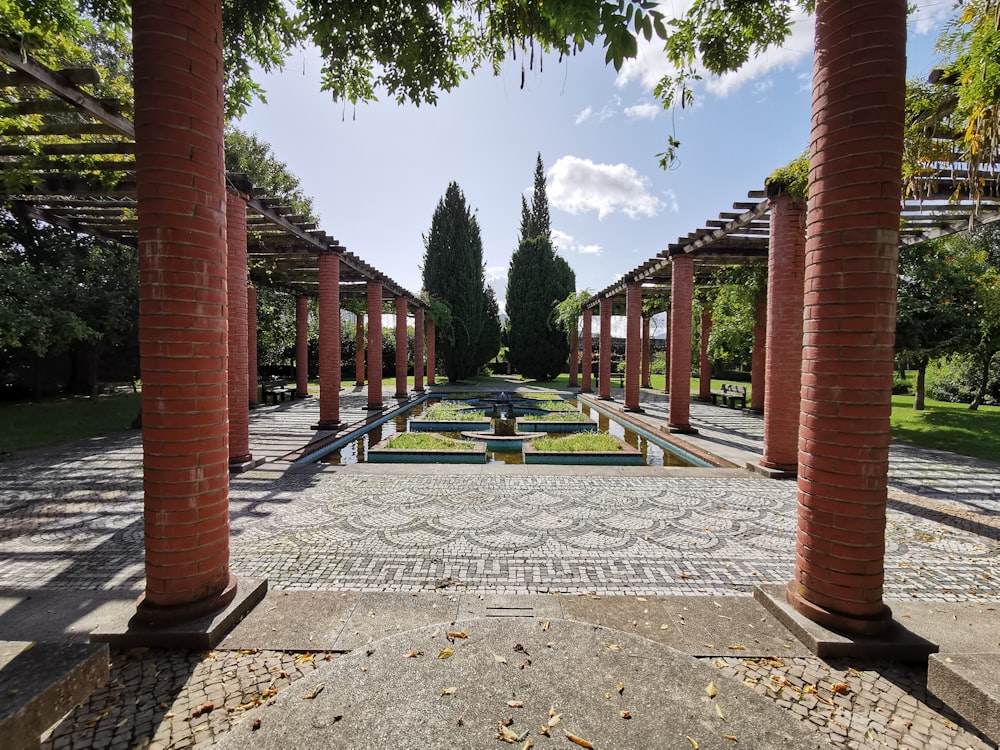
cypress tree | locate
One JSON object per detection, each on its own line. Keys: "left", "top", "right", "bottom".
{"left": 422, "top": 182, "right": 491, "bottom": 381}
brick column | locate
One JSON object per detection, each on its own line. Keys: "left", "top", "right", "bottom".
{"left": 316, "top": 253, "right": 341, "bottom": 429}
{"left": 698, "top": 304, "right": 712, "bottom": 400}
{"left": 750, "top": 289, "right": 766, "bottom": 412}
{"left": 394, "top": 296, "right": 408, "bottom": 398}
{"left": 761, "top": 194, "right": 806, "bottom": 471}
{"left": 248, "top": 284, "right": 258, "bottom": 407}
{"left": 568, "top": 325, "right": 579, "bottom": 387}
{"left": 787, "top": 0, "right": 906, "bottom": 635}
{"left": 641, "top": 316, "right": 651, "bottom": 388}
{"left": 294, "top": 295, "right": 309, "bottom": 398}
{"left": 668, "top": 254, "right": 694, "bottom": 431}
{"left": 427, "top": 319, "right": 436, "bottom": 386}
{"left": 413, "top": 307, "right": 425, "bottom": 392}
{"left": 663, "top": 309, "right": 671, "bottom": 393}
{"left": 624, "top": 282, "right": 642, "bottom": 411}
{"left": 354, "top": 312, "right": 365, "bottom": 385}
{"left": 598, "top": 297, "right": 613, "bottom": 400}
{"left": 226, "top": 189, "right": 251, "bottom": 466}
{"left": 581, "top": 308, "right": 593, "bottom": 393}
{"left": 366, "top": 281, "right": 383, "bottom": 409}
{"left": 134, "top": 0, "right": 236, "bottom": 621}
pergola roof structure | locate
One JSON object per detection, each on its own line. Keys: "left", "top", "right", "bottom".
{"left": 0, "top": 38, "right": 424, "bottom": 309}
{"left": 585, "top": 173, "right": 1000, "bottom": 311}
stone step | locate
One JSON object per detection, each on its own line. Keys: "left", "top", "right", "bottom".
{"left": 927, "top": 653, "right": 1000, "bottom": 746}
{"left": 0, "top": 640, "right": 109, "bottom": 750}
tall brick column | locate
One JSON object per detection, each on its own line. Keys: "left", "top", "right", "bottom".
{"left": 413, "top": 307, "right": 425, "bottom": 392}
{"left": 394, "top": 296, "right": 408, "bottom": 398}
{"left": 598, "top": 297, "right": 613, "bottom": 400}
{"left": 568, "top": 325, "right": 579, "bottom": 387}
{"left": 316, "top": 253, "right": 341, "bottom": 429}
{"left": 581, "top": 308, "right": 593, "bottom": 393}
{"left": 427, "top": 319, "right": 436, "bottom": 386}
{"left": 624, "top": 282, "right": 642, "bottom": 411}
{"left": 248, "top": 284, "right": 258, "bottom": 407}
{"left": 134, "top": 0, "right": 236, "bottom": 621}
{"left": 761, "top": 194, "right": 807, "bottom": 471}
{"left": 663, "top": 309, "right": 671, "bottom": 393}
{"left": 668, "top": 254, "right": 694, "bottom": 431}
{"left": 354, "top": 312, "right": 365, "bottom": 385}
{"left": 750, "top": 289, "right": 766, "bottom": 412}
{"left": 226, "top": 189, "right": 251, "bottom": 466}
{"left": 698, "top": 305, "right": 713, "bottom": 400}
{"left": 641, "top": 316, "right": 651, "bottom": 389}
{"left": 787, "top": 0, "right": 906, "bottom": 635}
{"left": 294, "top": 295, "right": 309, "bottom": 398}
{"left": 366, "top": 281, "right": 383, "bottom": 409}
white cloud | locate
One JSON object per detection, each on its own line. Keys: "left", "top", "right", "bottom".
{"left": 485, "top": 265, "right": 506, "bottom": 283}
{"left": 909, "top": 0, "right": 957, "bottom": 36}
{"left": 616, "top": 7, "right": 813, "bottom": 100}
{"left": 548, "top": 156, "right": 663, "bottom": 220}
{"left": 552, "top": 228, "right": 604, "bottom": 256}
{"left": 574, "top": 106, "right": 593, "bottom": 125}
{"left": 574, "top": 98, "right": 620, "bottom": 125}
{"left": 662, "top": 189, "right": 679, "bottom": 215}
{"left": 624, "top": 102, "right": 660, "bottom": 120}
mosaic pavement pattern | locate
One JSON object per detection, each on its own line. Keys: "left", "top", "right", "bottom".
{"left": 2, "top": 435, "right": 996, "bottom": 602}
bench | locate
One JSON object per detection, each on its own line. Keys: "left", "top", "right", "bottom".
{"left": 710, "top": 384, "right": 747, "bottom": 409}
{"left": 260, "top": 378, "right": 292, "bottom": 404}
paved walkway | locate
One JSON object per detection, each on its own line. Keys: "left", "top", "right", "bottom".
{"left": 0, "top": 380, "right": 997, "bottom": 748}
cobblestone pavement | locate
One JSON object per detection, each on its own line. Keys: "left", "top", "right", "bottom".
{"left": 1, "top": 384, "right": 997, "bottom": 748}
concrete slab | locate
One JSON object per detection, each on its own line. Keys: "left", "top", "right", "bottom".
{"left": 754, "top": 585, "right": 938, "bottom": 661}
{"left": 332, "top": 591, "right": 461, "bottom": 652}
{"left": 889, "top": 600, "right": 1000, "bottom": 654}
{"left": 928, "top": 653, "right": 1000, "bottom": 745}
{"left": 0, "top": 640, "right": 109, "bottom": 750}
{"left": 217, "top": 590, "right": 360, "bottom": 651}
{"left": 561, "top": 594, "right": 812, "bottom": 657}
{"left": 457, "top": 592, "right": 565, "bottom": 621}
{"left": 90, "top": 577, "right": 267, "bottom": 650}
{"left": 215, "top": 618, "right": 832, "bottom": 750}
{"left": 0, "top": 589, "right": 138, "bottom": 643}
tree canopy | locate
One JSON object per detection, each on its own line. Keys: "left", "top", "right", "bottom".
{"left": 421, "top": 182, "right": 497, "bottom": 381}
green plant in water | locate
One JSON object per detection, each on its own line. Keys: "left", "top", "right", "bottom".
{"left": 384, "top": 433, "right": 473, "bottom": 451}
{"left": 521, "top": 411, "right": 590, "bottom": 423}
{"left": 422, "top": 402, "right": 487, "bottom": 421}
{"left": 532, "top": 432, "right": 622, "bottom": 452}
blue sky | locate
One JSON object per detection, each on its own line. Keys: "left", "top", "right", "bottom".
{"left": 237, "top": 1, "right": 956, "bottom": 323}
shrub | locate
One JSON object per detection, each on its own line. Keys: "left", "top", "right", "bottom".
{"left": 925, "top": 354, "right": 999, "bottom": 405}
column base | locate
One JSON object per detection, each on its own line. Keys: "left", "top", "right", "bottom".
{"left": 666, "top": 424, "right": 698, "bottom": 434}
{"left": 748, "top": 460, "right": 797, "bottom": 479}
{"left": 785, "top": 581, "right": 894, "bottom": 637}
{"left": 365, "top": 403, "right": 385, "bottom": 411}
{"left": 598, "top": 395, "right": 615, "bottom": 401}
{"left": 91, "top": 577, "right": 268, "bottom": 650}
{"left": 294, "top": 391, "right": 310, "bottom": 400}
{"left": 230, "top": 456, "right": 265, "bottom": 474}
{"left": 312, "top": 421, "right": 343, "bottom": 431}
{"left": 754, "top": 584, "right": 935, "bottom": 661}
{"left": 413, "top": 387, "right": 426, "bottom": 393}
{"left": 394, "top": 392, "right": 409, "bottom": 400}
{"left": 624, "top": 407, "right": 644, "bottom": 413}
{"left": 133, "top": 573, "right": 240, "bottom": 626}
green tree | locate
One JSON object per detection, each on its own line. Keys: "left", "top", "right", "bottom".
{"left": 8, "top": 1, "right": 669, "bottom": 119}
{"left": 519, "top": 153, "right": 551, "bottom": 243}
{"left": 896, "top": 235, "right": 982, "bottom": 409}
{"left": 474, "top": 286, "right": 503, "bottom": 369}
{"left": 0, "top": 214, "right": 138, "bottom": 395}
{"left": 422, "top": 182, "right": 491, "bottom": 381}
{"left": 506, "top": 236, "right": 575, "bottom": 380}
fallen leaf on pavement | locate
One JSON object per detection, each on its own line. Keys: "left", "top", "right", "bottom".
{"left": 540, "top": 620, "right": 550, "bottom": 631}
{"left": 727, "top": 645, "right": 746, "bottom": 651}
{"left": 548, "top": 712, "right": 562, "bottom": 727}
{"left": 620, "top": 710, "right": 632, "bottom": 719}
{"left": 438, "top": 647, "right": 455, "bottom": 660}
{"left": 617, "top": 681, "right": 625, "bottom": 695}
{"left": 714, "top": 704, "right": 725, "bottom": 719}
{"left": 687, "top": 737, "right": 699, "bottom": 749}
{"left": 447, "top": 631, "right": 468, "bottom": 640}
{"left": 831, "top": 682, "right": 851, "bottom": 695}
{"left": 301, "top": 683, "right": 325, "bottom": 700}
{"left": 441, "top": 687, "right": 457, "bottom": 696}
{"left": 494, "top": 654, "right": 508, "bottom": 664}
{"left": 191, "top": 701, "right": 214, "bottom": 718}
{"left": 605, "top": 642, "right": 622, "bottom": 651}
{"left": 251, "top": 718, "right": 261, "bottom": 731}
{"left": 508, "top": 700, "right": 523, "bottom": 708}
{"left": 705, "top": 681, "right": 717, "bottom": 699}
{"left": 724, "top": 734, "right": 738, "bottom": 742}
{"left": 405, "top": 650, "right": 423, "bottom": 658}
{"left": 565, "top": 731, "right": 595, "bottom": 748}
{"left": 496, "top": 723, "right": 520, "bottom": 743}
{"left": 520, "top": 737, "right": 534, "bottom": 750}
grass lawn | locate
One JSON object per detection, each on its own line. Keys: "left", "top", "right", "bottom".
{"left": 889, "top": 395, "right": 1000, "bottom": 462}
{"left": 0, "top": 391, "right": 141, "bottom": 454}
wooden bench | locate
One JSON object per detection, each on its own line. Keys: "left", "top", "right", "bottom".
{"left": 710, "top": 383, "right": 747, "bottom": 409}
{"left": 260, "top": 378, "right": 292, "bottom": 404}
